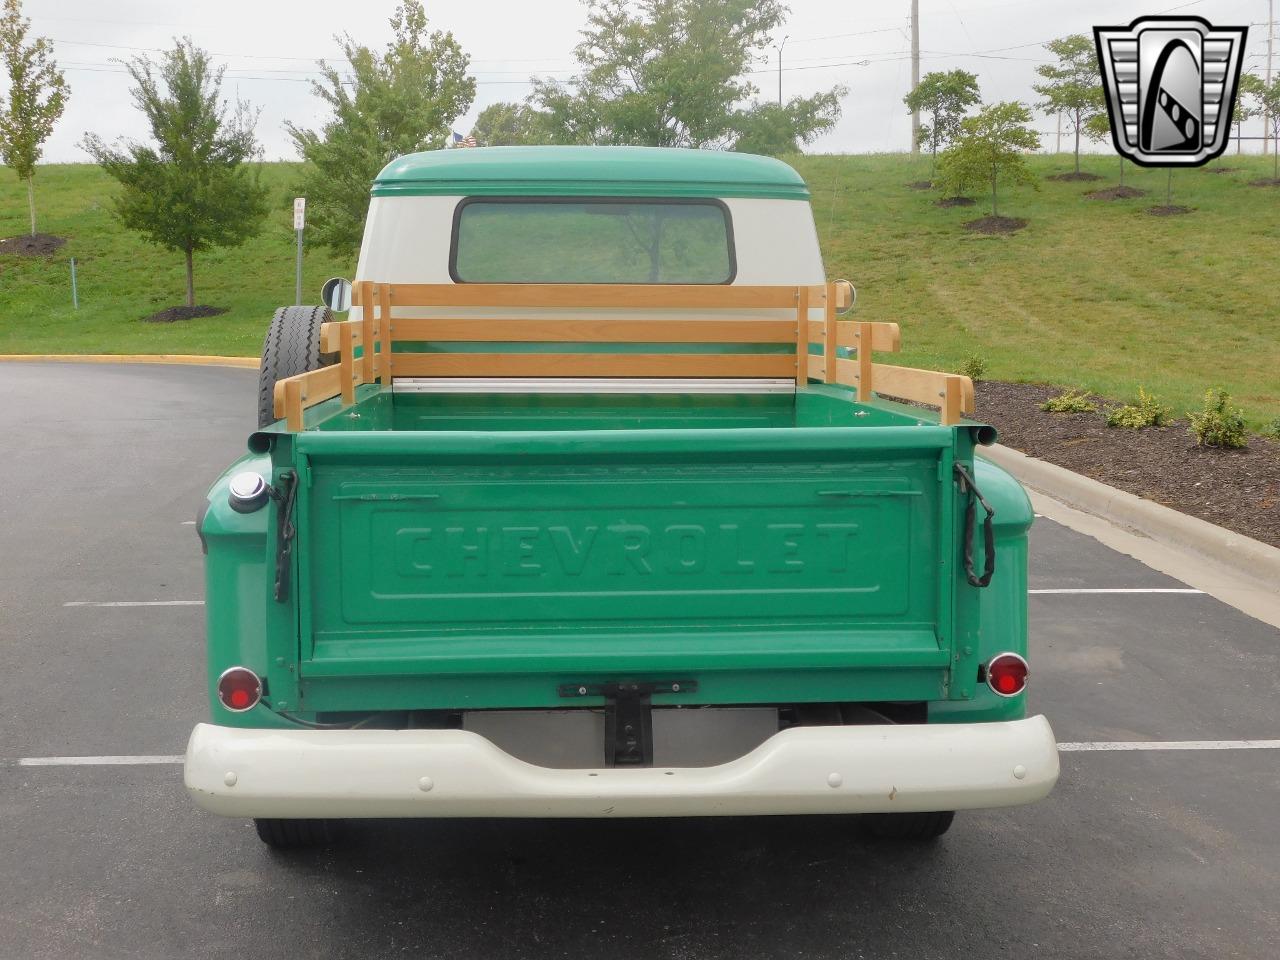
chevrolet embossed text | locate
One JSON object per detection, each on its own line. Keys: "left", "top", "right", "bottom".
{"left": 393, "top": 522, "right": 863, "bottom": 578}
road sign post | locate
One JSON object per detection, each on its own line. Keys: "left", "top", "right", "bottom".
{"left": 293, "top": 198, "right": 306, "bottom": 305}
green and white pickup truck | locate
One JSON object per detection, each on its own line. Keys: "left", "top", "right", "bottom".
{"left": 186, "top": 146, "right": 1058, "bottom": 848}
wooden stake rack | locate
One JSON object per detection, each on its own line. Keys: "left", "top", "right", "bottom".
{"left": 272, "top": 280, "right": 975, "bottom": 431}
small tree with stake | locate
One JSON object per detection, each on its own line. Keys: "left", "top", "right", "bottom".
{"left": 1233, "top": 73, "right": 1262, "bottom": 156}
{"left": 1083, "top": 111, "right": 1128, "bottom": 187}
{"left": 0, "top": 0, "right": 68, "bottom": 237}
{"left": 938, "top": 102, "right": 1040, "bottom": 219}
{"left": 1032, "top": 35, "right": 1103, "bottom": 177}
{"left": 83, "top": 39, "right": 268, "bottom": 310}
{"left": 903, "top": 69, "right": 981, "bottom": 178}
{"left": 1244, "top": 74, "right": 1280, "bottom": 182}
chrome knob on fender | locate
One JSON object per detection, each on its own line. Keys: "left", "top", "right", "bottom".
{"left": 228, "top": 472, "right": 270, "bottom": 513}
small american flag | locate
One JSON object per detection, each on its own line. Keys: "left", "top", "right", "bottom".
{"left": 451, "top": 131, "right": 477, "bottom": 148}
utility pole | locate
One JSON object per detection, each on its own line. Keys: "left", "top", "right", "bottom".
{"left": 910, "top": 0, "right": 920, "bottom": 155}
{"left": 775, "top": 35, "right": 788, "bottom": 106}
{"left": 1267, "top": 0, "right": 1274, "bottom": 155}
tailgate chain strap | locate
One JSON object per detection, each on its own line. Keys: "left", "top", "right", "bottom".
{"left": 270, "top": 470, "right": 298, "bottom": 603}
{"left": 953, "top": 463, "right": 996, "bottom": 588}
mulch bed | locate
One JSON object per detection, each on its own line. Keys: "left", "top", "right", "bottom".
{"left": 1084, "top": 185, "right": 1147, "bottom": 201}
{"left": 935, "top": 196, "right": 976, "bottom": 208}
{"left": 906, "top": 180, "right": 933, "bottom": 190}
{"left": 964, "top": 215, "right": 1027, "bottom": 235}
{"left": 1147, "top": 205, "right": 1191, "bottom": 216}
{"left": 1046, "top": 172, "right": 1103, "bottom": 182}
{"left": 975, "top": 381, "right": 1280, "bottom": 548}
{"left": 1248, "top": 178, "right": 1280, "bottom": 187}
{"left": 0, "top": 233, "right": 67, "bottom": 256}
{"left": 142, "top": 305, "right": 229, "bottom": 323}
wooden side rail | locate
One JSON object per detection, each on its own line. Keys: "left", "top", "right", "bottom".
{"left": 390, "top": 353, "right": 796, "bottom": 379}
{"left": 274, "top": 280, "right": 391, "bottom": 430}
{"left": 831, "top": 355, "right": 974, "bottom": 425}
{"left": 384, "top": 317, "right": 798, "bottom": 344}
{"left": 273, "top": 280, "right": 971, "bottom": 429}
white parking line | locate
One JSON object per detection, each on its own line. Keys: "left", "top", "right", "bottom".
{"left": 63, "top": 600, "right": 204, "bottom": 607}
{"left": 16, "top": 755, "right": 185, "bottom": 766}
{"left": 1058, "top": 740, "right": 1280, "bottom": 752}
{"left": 1028, "top": 588, "right": 1203, "bottom": 595}
{"left": 10, "top": 741, "right": 1280, "bottom": 767}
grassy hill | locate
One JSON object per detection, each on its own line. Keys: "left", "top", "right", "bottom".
{"left": 0, "top": 163, "right": 352, "bottom": 358}
{"left": 2, "top": 154, "right": 1278, "bottom": 426}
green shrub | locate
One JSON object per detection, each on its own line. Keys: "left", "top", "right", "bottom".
{"left": 1105, "top": 387, "right": 1171, "bottom": 429}
{"left": 1040, "top": 389, "right": 1096, "bottom": 413}
{"left": 958, "top": 354, "right": 988, "bottom": 381}
{"left": 1262, "top": 417, "right": 1280, "bottom": 440}
{"left": 1188, "top": 389, "right": 1248, "bottom": 449}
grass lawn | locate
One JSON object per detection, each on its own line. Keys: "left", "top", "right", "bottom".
{"left": 2, "top": 154, "right": 1278, "bottom": 426}
{"left": 797, "top": 153, "right": 1280, "bottom": 428}
{"left": 0, "top": 164, "right": 353, "bottom": 358}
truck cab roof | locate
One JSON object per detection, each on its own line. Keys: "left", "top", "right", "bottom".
{"left": 372, "top": 146, "right": 811, "bottom": 200}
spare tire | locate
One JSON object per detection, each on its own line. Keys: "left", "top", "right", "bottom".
{"left": 256, "top": 305, "right": 337, "bottom": 429}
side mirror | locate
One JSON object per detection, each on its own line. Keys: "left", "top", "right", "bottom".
{"left": 833, "top": 279, "right": 857, "bottom": 315}
{"left": 321, "top": 277, "right": 353, "bottom": 313}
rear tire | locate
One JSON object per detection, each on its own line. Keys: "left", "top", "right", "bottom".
{"left": 256, "top": 305, "right": 336, "bottom": 429}
{"left": 253, "top": 817, "right": 342, "bottom": 849}
{"left": 860, "top": 810, "right": 955, "bottom": 841}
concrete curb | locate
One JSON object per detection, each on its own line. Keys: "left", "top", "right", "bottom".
{"left": 0, "top": 354, "right": 258, "bottom": 369}
{"left": 981, "top": 443, "right": 1280, "bottom": 591}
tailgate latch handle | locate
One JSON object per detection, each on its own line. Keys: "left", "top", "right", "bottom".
{"left": 270, "top": 471, "right": 299, "bottom": 603}
{"left": 953, "top": 463, "right": 996, "bottom": 588}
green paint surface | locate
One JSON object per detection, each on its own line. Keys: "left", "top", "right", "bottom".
{"left": 372, "top": 146, "right": 811, "bottom": 199}
{"left": 200, "top": 388, "right": 1032, "bottom": 724}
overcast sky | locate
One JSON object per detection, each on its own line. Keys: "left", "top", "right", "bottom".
{"left": 20, "top": 0, "right": 1276, "bottom": 162}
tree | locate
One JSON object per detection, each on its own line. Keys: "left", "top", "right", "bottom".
{"left": 0, "top": 0, "right": 68, "bottom": 236}
{"left": 288, "top": 2, "right": 475, "bottom": 252}
{"left": 1234, "top": 74, "right": 1263, "bottom": 155}
{"left": 903, "top": 70, "right": 980, "bottom": 177}
{"left": 1083, "top": 110, "right": 1127, "bottom": 186}
{"left": 82, "top": 40, "right": 268, "bottom": 308}
{"left": 470, "top": 102, "right": 550, "bottom": 146}
{"left": 1240, "top": 74, "right": 1280, "bottom": 179}
{"left": 527, "top": 0, "right": 843, "bottom": 150}
{"left": 1032, "top": 35, "right": 1103, "bottom": 175}
{"left": 937, "top": 102, "right": 1040, "bottom": 218}
{"left": 730, "top": 93, "right": 842, "bottom": 156}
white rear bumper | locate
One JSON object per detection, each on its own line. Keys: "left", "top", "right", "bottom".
{"left": 185, "top": 716, "right": 1058, "bottom": 819}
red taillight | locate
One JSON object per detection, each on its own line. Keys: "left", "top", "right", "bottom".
{"left": 986, "top": 653, "right": 1028, "bottom": 698}
{"left": 217, "top": 667, "right": 262, "bottom": 712}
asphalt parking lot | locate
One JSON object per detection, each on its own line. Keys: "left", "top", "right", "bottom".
{"left": 2, "top": 362, "right": 1278, "bottom": 960}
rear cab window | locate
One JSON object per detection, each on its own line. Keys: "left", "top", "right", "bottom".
{"left": 449, "top": 198, "right": 736, "bottom": 284}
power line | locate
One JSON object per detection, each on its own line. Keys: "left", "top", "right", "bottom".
{"left": 59, "top": 55, "right": 888, "bottom": 86}
{"left": 788, "top": 25, "right": 908, "bottom": 45}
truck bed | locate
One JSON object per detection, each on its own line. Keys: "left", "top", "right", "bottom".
{"left": 259, "top": 383, "right": 986, "bottom": 715}
{"left": 306, "top": 383, "right": 946, "bottom": 433}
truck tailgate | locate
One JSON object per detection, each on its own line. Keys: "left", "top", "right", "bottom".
{"left": 290, "top": 426, "right": 962, "bottom": 709}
